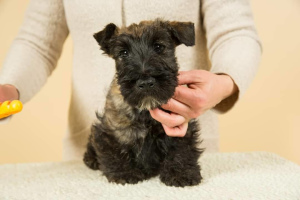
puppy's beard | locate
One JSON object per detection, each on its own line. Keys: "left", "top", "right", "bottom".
{"left": 136, "top": 96, "right": 163, "bottom": 111}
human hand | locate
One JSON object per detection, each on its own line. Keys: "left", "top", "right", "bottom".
{"left": 149, "top": 70, "right": 238, "bottom": 137}
{"left": 0, "top": 84, "right": 19, "bottom": 102}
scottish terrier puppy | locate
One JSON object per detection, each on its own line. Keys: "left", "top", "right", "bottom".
{"left": 84, "top": 19, "right": 203, "bottom": 187}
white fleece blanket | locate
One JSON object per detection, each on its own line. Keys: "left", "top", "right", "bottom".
{"left": 1, "top": 152, "right": 299, "bottom": 200}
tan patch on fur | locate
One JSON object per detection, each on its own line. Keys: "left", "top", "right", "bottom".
{"left": 103, "top": 78, "right": 131, "bottom": 128}
{"left": 102, "top": 77, "right": 148, "bottom": 144}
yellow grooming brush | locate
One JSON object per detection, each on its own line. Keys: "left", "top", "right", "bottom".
{"left": 0, "top": 100, "right": 23, "bottom": 119}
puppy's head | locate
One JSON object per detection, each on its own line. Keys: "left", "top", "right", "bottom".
{"left": 94, "top": 19, "right": 195, "bottom": 110}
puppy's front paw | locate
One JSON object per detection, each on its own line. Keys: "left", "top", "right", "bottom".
{"left": 105, "top": 171, "right": 146, "bottom": 185}
{"left": 160, "top": 166, "right": 202, "bottom": 187}
{"left": 83, "top": 151, "right": 99, "bottom": 170}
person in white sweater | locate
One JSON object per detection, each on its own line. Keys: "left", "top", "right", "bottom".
{"left": 0, "top": 0, "right": 262, "bottom": 160}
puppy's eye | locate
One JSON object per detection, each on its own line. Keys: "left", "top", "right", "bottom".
{"left": 153, "top": 43, "right": 165, "bottom": 53}
{"left": 119, "top": 50, "right": 129, "bottom": 58}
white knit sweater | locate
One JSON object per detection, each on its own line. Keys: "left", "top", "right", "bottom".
{"left": 0, "top": 0, "right": 262, "bottom": 160}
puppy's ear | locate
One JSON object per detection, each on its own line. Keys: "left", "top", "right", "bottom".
{"left": 168, "top": 22, "right": 195, "bottom": 46}
{"left": 94, "top": 23, "right": 118, "bottom": 54}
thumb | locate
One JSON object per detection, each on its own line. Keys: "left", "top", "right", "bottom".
{"left": 178, "top": 70, "right": 203, "bottom": 85}
{"left": 0, "top": 85, "right": 19, "bottom": 102}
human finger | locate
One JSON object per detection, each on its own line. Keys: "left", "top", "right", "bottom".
{"left": 149, "top": 108, "right": 186, "bottom": 128}
{"left": 160, "top": 98, "right": 191, "bottom": 118}
{"left": 172, "top": 85, "right": 199, "bottom": 107}
{"left": 162, "top": 122, "right": 188, "bottom": 137}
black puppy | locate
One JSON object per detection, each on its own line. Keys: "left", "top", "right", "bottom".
{"left": 84, "top": 19, "right": 203, "bottom": 187}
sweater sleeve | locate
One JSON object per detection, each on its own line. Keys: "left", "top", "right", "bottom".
{"left": 0, "top": 0, "right": 69, "bottom": 103}
{"left": 201, "top": 0, "right": 262, "bottom": 113}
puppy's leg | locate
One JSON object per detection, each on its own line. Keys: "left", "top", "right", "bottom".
{"left": 160, "top": 141, "right": 202, "bottom": 187}
{"left": 93, "top": 130, "right": 150, "bottom": 185}
{"left": 83, "top": 138, "right": 100, "bottom": 170}
{"left": 159, "top": 123, "right": 203, "bottom": 187}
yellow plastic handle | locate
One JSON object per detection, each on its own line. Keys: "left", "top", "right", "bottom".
{"left": 0, "top": 100, "right": 23, "bottom": 119}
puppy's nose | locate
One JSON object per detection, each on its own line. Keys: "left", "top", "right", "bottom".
{"left": 136, "top": 77, "right": 156, "bottom": 90}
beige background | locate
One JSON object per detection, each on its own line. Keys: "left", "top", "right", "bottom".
{"left": 0, "top": 0, "right": 299, "bottom": 165}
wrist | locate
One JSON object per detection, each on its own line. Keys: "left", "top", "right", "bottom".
{"left": 216, "top": 74, "right": 238, "bottom": 100}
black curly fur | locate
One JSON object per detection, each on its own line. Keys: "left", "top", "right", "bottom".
{"left": 84, "top": 19, "right": 204, "bottom": 187}
{"left": 85, "top": 112, "right": 203, "bottom": 186}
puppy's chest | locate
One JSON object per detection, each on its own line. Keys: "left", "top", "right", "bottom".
{"left": 132, "top": 109, "right": 171, "bottom": 141}
{"left": 116, "top": 110, "right": 163, "bottom": 144}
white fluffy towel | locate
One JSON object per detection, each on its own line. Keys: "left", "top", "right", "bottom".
{"left": 0, "top": 152, "right": 300, "bottom": 200}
